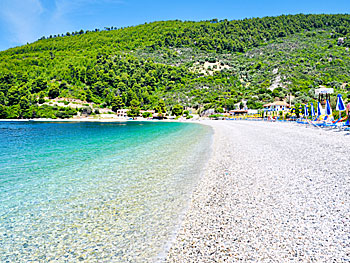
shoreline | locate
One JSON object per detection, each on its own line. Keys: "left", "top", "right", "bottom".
{"left": 157, "top": 123, "right": 215, "bottom": 262}
{"left": 166, "top": 120, "right": 350, "bottom": 262}
{"left": 0, "top": 118, "right": 176, "bottom": 122}
{"left": 0, "top": 118, "right": 202, "bottom": 123}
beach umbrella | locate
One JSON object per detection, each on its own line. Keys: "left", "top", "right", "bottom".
{"left": 317, "top": 102, "right": 322, "bottom": 116}
{"left": 336, "top": 94, "right": 345, "bottom": 119}
{"left": 299, "top": 105, "right": 303, "bottom": 118}
{"left": 310, "top": 103, "right": 316, "bottom": 117}
{"left": 325, "top": 99, "right": 332, "bottom": 116}
{"left": 304, "top": 104, "right": 309, "bottom": 119}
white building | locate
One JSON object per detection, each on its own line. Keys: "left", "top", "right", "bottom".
{"left": 263, "top": 101, "right": 290, "bottom": 112}
{"left": 116, "top": 109, "right": 129, "bottom": 118}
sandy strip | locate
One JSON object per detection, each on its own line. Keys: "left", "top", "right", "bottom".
{"left": 166, "top": 121, "right": 350, "bottom": 262}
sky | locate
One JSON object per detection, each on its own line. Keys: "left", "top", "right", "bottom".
{"left": 0, "top": 0, "right": 349, "bottom": 51}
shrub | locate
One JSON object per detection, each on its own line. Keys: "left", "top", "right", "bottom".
{"left": 142, "top": 112, "right": 152, "bottom": 118}
{"left": 216, "top": 107, "right": 224, "bottom": 113}
{"left": 48, "top": 87, "right": 60, "bottom": 99}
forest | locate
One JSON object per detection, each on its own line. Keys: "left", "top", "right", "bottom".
{"left": 0, "top": 13, "right": 350, "bottom": 118}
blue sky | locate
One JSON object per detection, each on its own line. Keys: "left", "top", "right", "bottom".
{"left": 0, "top": 0, "right": 349, "bottom": 51}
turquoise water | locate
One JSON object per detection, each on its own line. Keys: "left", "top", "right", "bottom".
{"left": 0, "top": 121, "right": 212, "bottom": 262}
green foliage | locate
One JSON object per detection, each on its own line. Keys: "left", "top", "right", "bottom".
{"left": 172, "top": 104, "right": 183, "bottom": 116}
{"left": 155, "top": 100, "right": 167, "bottom": 113}
{"left": 0, "top": 104, "right": 77, "bottom": 119}
{"left": 111, "top": 96, "right": 124, "bottom": 112}
{"left": 209, "top": 114, "right": 224, "bottom": 119}
{"left": 1, "top": 14, "right": 350, "bottom": 119}
{"left": 216, "top": 107, "right": 224, "bottom": 113}
{"left": 48, "top": 86, "right": 60, "bottom": 99}
{"left": 142, "top": 111, "right": 152, "bottom": 118}
{"left": 127, "top": 99, "right": 140, "bottom": 117}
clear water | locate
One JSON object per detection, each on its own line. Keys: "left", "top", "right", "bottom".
{"left": 0, "top": 121, "right": 212, "bottom": 262}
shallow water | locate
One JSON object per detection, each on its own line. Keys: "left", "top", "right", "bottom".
{"left": 0, "top": 121, "right": 212, "bottom": 262}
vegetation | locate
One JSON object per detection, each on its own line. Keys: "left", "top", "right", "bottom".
{"left": 0, "top": 14, "right": 350, "bottom": 118}
{"left": 172, "top": 104, "right": 183, "bottom": 116}
{"left": 142, "top": 111, "right": 152, "bottom": 118}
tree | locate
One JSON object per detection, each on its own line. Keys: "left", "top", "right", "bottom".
{"left": 155, "top": 100, "right": 167, "bottom": 113}
{"left": 38, "top": 92, "right": 45, "bottom": 104}
{"left": 32, "top": 78, "right": 47, "bottom": 93}
{"left": 216, "top": 107, "right": 224, "bottom": 113}
{"left": 142, "top": 111, "right": 152, "bottom": 118}
{"left": 0, "top": 92, "right": 5, "bottom": 105}
{"left": 111, "top": 96, "right": 124, "bottom": 112}
{"left": 0, "top": 104, "right": 7, "bottom": 118}
{"left": 6, "top": 105, "right": 20, "bottom": 119}
{"left": 172, "top": 104, "right": 183, "bottom": 116}
{"left": 127, "top": 99, "right": 140, "bottom": 118}
{"left": 48, "top": 86, "right": 60, "bottom": 99}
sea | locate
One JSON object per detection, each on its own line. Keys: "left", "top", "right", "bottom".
{"left": 0, "top": 121, "right": 212, "bottom": 262}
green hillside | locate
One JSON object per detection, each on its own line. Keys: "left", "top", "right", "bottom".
{"left": 0, "top": 14, "right": 350, "bottom": 118}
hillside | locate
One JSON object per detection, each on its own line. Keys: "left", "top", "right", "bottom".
{"left": 0, "top": 14, "right": 350, "bottom": 119}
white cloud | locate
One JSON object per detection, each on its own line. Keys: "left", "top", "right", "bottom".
{"left": 0, "top": 0, "right": 44, "bottom": 45}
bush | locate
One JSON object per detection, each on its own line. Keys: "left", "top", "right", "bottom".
{"left": 216, "top": 107, "right": 224, "bottom": 113}
{"left": 48, "top": 87, "right": 60, "bottom": 99}
{"left": 142, "top": 112, "right": 152, "bottom": 118}
{"left": 172, "top": 104, "right": 183, "bottom": 116}
{"left": 209, "top": 114, "right": 224, "bottom": 118}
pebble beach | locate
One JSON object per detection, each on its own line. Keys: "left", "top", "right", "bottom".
{"left": 166, "top": 121, "right": 350, "bottom": 262}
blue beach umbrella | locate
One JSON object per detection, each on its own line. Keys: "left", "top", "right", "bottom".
{"left": 317, "top": 102, "right": 322, "bottom": 117}
{"left": 304, "top": 104, "right": 309, "bottom": 118}
{"left": 336, "top": 94, "right": 345, "bottom": 119}
{"left": 336, "top": 94, "right": 345, "bottom": 111}
{"left": 310, "top": 103, "right": 316, "bottom": 117}
{"left": 325, "top": 100, "right": 332, "bottom": 116}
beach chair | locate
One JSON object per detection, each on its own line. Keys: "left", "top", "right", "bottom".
{"left": 296, "top": 119, "right": 308, "bottom": 125}
{"left": 309, "top": 115, "right": 333, "bottom": 128}
{"left": 320, "top": 117, "right": 343, "bottom": 128}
